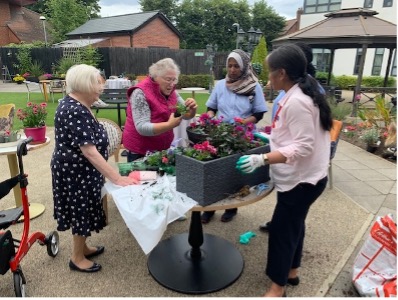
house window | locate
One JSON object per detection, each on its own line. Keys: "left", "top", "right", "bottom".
{"left": 364, "top": 0, "right": 373, "bottom": 8}
{"left": 372, "top": 48, "right": 385, "bottom": 76}
{"left": 313, "top": 48, "right": 331, "bottom": 72}
{"left": 304, "top": 0, "right": 341, "bottom": 14}
{"left": 383, "top": 0, "right": 393, "bottom": 7}
{"left": 353, "top": 48, "right": 363, "bottom": 75}
{"left": 391, "top": 50, "right": 397, "bottom": 77}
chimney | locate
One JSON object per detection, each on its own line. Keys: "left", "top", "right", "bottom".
{"left": 296, "top": 7, "right": 303, "bottom": 30}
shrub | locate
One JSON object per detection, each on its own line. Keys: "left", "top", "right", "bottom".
{"left": 176, "top": 74, "right": 212, "bottom": 88}
{"left": 360, "top": 127, "right": 380, "bottom": 145}
{"left": 330, "top": 103, "right": 352, "bottom": 121}
{"left": 29, "top": 60, "right": 44, "bottom": 77}
{"left": 55, "top": 58, "right": 75, "bottom": 74}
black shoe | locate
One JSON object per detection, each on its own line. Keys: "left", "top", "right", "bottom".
{"left": 259, "top": 221, "right": 271, "bottom": 232}
{"left": 221, "top": 208, "right": 237, "bottom": 222}
{"left": 201, "top": 211, "right": 215, "bottom": 224}
{"left": 69, "top": 260, "right": 102, "bottom": 273}
{"left": 85, "top": 246, "right": 105, "bottom": 259}
{"left": 287, "top": 277, "right": 300, "bottom": 286}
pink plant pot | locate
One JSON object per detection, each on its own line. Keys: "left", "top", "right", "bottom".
{"left": 24, "top": 126, "right": 46, "bottom": 144}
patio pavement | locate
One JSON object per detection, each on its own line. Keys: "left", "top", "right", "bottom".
{"left": 0, "top": 81, "right": 396, "bottom": 297}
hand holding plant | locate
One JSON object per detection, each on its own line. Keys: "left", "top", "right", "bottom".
{"left": 173, "top": 102, "right": 190, "bottom": 117}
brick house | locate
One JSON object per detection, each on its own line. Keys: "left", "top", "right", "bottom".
{"left": 0, "top": 0, "right": 47, "bottom": 46}
{"left": 62, "top": 11, "right": 181, "bottom": 49}
{"left": 281, "top": 8, "right": 303, "bottom": 37}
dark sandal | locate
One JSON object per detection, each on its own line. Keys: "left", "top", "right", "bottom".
{"left": 221, "top": 209, "right": 237, "bottom": 222}
{"left": 287, "top": 277, "right": 300, "bottom": 286}
{"left": 201, "top": 211, "right": 215, "bottom": 224}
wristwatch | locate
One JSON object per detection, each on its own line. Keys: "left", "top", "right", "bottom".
{"left": 263, "top": 154, "right": 269, "bottom": 165}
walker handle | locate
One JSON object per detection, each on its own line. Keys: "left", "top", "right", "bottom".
{"left": 16, "top": 137, "right": 33, "bottom": 176}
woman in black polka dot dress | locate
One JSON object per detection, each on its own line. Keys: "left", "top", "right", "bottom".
{"left": 51, "top": 64, "right": 137, "bottom": 273}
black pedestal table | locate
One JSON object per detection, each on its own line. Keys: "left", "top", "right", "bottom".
{"left": 147, "top": 181, "right": 274, "bottom": 294}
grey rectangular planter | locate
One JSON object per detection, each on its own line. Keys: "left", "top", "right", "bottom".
{"left": 176, "top": 145, "right": 270, "bottom": 206}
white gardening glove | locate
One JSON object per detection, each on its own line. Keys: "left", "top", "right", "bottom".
{"left": 236, "top": 154, "right": 265, "bottom": 174}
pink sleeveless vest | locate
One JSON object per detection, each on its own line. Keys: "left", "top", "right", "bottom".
{"left": 123, "top": 77, "right": 178, "bottom": 154}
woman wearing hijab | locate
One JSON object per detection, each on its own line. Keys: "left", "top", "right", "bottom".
{"left": 201, "top": 49, "right": 268, "bottom": 224}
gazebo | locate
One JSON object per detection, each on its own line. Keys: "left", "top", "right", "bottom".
{"left": 272, "top": 8, "right": 397, "bottom": 115}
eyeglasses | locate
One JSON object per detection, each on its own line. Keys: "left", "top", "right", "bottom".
{"left": 162, "top": 77, "right": 178, "bottom": 84}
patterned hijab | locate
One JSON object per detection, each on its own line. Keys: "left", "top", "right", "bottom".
{"left": 225, "top": 49, "right": 258, "bottom": 96}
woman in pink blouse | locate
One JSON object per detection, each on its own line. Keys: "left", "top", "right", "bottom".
{"left": 237, "top": 44, "right": 333, "bottom": 297}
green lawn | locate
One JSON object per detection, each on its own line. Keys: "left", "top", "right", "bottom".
{"left": 0, "top": 92, "right": 210, "bottom": 130}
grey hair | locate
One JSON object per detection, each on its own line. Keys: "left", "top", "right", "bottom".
{"left": 148, "top": 58, "right": 180, "bottom": 79}
{"left": 65, "top": 64, "right": 101, "bottom": 94}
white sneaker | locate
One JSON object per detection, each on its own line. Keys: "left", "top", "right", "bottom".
{"left": 177, "top": 214, "right": 187, "bottom": 221}
{"left": 92, "top": 99, "right": 109, "bottom": 108}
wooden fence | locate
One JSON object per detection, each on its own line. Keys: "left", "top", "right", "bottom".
{"left": 0, "top": 47, "right": 229, "bottom": 80}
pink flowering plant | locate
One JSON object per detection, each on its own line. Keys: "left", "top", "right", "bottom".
{"left": 184, "top": 113, "right": 265, "bottom": 160}
{"left": 42, "top": 73, "right": 53, "bottom": 79}
{"left": 16, "top": 102, "right": 48, "bottom": 128}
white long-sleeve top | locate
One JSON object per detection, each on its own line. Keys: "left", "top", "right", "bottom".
{"left": 270, "top": 84, "right": 330, "bottom": 192}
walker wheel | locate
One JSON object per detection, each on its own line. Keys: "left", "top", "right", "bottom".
{"left": 13, "top": 268, "right": 26, "bottom": 297}
{"left": 45, "top": 231, "right": 59, "bottom": 257}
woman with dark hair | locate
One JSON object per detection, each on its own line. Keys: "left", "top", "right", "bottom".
{"left": 201, "top": 49, "right": 268, "bottom": 224}
{"left": 259, "top": 42, "right": 325, "bottom": 232}
{"left": 236, "top": 44, "right": 332, "bottom": 297}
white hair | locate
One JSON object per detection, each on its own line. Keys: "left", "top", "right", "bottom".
{"left": 148, "top": 58, "right": 180, "bottom": 79}
{"left": 65, "top": 64, "right": 101, "bottom": 94}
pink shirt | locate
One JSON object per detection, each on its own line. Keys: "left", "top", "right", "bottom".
{"left": 270, "top": 84, "right": 330, "bottom": 192}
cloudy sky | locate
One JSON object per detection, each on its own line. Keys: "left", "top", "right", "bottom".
{"left": 99, "top": 0, "right": 301, "bottom": 19}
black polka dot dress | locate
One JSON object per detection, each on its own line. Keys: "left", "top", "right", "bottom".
{"left": 51, "top": 96, "right": 108, "bottom": 236}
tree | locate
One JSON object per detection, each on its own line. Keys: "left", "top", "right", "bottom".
{"left": 176, "top": 0, "right": 251, "bottom": 51}
{"left": 45, "top": 0, "right": 92, "bottom": 43}
{"left": 252, "top": 0, "right": 285, "bottom": 50}
{"left": 139, "top": 0, "right": 178, "bottom": 22}
{"left": 251, "top": 36, "right": 268, "bottom": 83}
{"left": 27, "top": 0, "right": 100, "bottom": 18}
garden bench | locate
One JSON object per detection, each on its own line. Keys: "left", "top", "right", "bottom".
{"left": 95, "top": 88, "right": 128, "bottom": 127}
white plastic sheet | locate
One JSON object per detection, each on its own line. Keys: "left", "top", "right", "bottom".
{"left": 104, "top": 175, "right": 197, "bottom": 254}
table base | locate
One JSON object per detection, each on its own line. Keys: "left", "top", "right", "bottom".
{"left": 147, "top": 232, "right": 244, "bottom": 294}
{"left": 17, "top": 203, "right": 46, "bottom": 221}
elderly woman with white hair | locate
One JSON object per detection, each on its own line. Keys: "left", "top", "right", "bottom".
{"left": 122, "top": 58, "right": 198, "bottom": 162}
{"left": 51, "top": 64, "right": 137, "bottom": 273}
{"left": 201, "top": 49, "right": 268, "bottom": 224}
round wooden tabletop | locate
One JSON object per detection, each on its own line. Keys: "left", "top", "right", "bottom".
{"left": 191, "top": 181, "right": 274, "bottom": 212}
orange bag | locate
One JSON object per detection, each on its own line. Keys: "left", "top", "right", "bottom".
{"left": 352, "top": 214, "right": 397, "bottom": 297}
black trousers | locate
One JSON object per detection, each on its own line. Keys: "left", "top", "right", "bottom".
{"left": 127, "top": 152, "right": 144, "bottom": 162}
{"left": 266, "top": 176, "right": 328, "bottom": 286}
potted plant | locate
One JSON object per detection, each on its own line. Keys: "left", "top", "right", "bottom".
{"left": 361, "top": 127, "right": 380, "bottom": 153}
{"left": 38, "top": 73, "right": 53, "bottom": 81}
{"left": 13, "top": 74, "right": 25, "bottom": 84}
{"left": 16, "top": 102, "right": 48, "bottom": 144}
{"left": 29, "top": 61, "right": 44, "bottom": 78}
{"left": 0, "top": 130, "right": 20, "bottom": 143}
{"left": 176, "top": 113, "right": 270, "bottom": 205}
{"left": 173, "top": 103, "right": 190, "bottom": 118}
